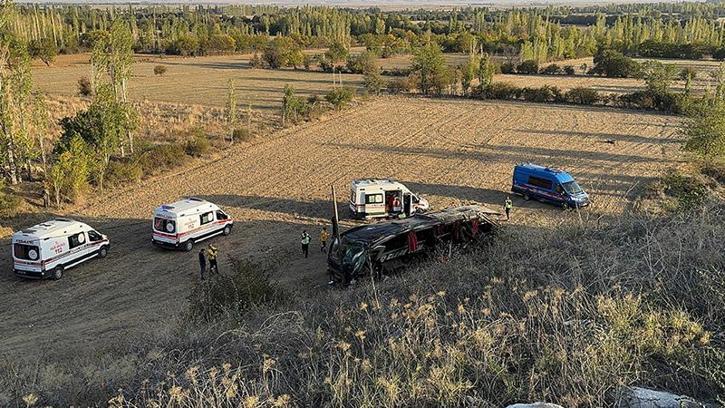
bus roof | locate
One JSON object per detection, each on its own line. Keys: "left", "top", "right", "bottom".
{"left": 341, "top": 205, "right": 500, "bottom": 244}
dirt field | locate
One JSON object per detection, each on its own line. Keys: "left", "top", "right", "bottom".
{"left": 33, "top": 53, "right": 365, "bottom": 111}
{"left": 0, "top": 96, "right": 683, "bottom": 357}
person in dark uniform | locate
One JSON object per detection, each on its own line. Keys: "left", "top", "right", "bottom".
{"left": 198, "top": 248, "right": 207, "bottom": 280}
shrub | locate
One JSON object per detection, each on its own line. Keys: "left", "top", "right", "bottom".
{"left": 714, "top": 47, "right": 725, "bottom": 61}
{"left": 105, "top": 159, "right": 142, "bottom": 186}
{"left": 483, "top": 82, "right": 522, "bottom": 100}
{"left": 381, "top": 67, "right": 412, "bottom": 77}
{"left": 387, "top": 77, "right": 411, "bottom": 94}
{"left": 232, "top": 128, "right": 253, "bottom": 142}
{"left": 188, "top": 261, "right": 282, "bottom": 322}
{"left": 618, "top": 91, "right": 656, "bottom": 110}
{"left": 563, "top": 65, "right": 576, "bottom": 75}
{"left": 520, "top": 85, "right": 563, "bottom": 103}
{"left": 249, "top": 52, "right": 264, "bottom": 69}
{"left": 541, "top": 63, "right": 561, "bottom": 75}
{"left": 516, "top": 59, "right": 539, "bottom": 75}
{"left": 591, "top": 48, "right": 640, "bottom": 78}
{"left": 659, "top": 170, "right": 710, "bottom": 210}
{"left": 137, "top": 144, "right": 186, "bottom": 175}
{"left": 77, "top": 76, "right": 92, "bottom": 97}
{"left": 153, "top": 65, "right": 167, "bottom": 76}
{"left": 325, "top": 87, "right": 355, "bottom": 110}
{"left": 566, "top": 87, "right": 601, "bottom": 105}
{"left": 0, "top": 181, "right": 21, "bottom": 217}
{"left": 500, "top": 61, "right": 516, "bottom": 74}
{"left": 185, "top": 133, "right": 210, "bottom": 157}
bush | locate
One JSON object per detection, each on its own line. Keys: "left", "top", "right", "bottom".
{"left": 500, "top": 61, "right": 516, "bottom": 74}
{"left": 516, "top": 59, "right": 539, "bottom": 75}
{"left": 185, "top": 133, "right": 210, "bottom": 157}
{"left": 188, "top": 261, "right": 282, "bottom": 322}
{"left": 659, "top": 170, "right": 710, "bottom": 210}
{"left": 77, "top": 76, "right": 92, "bottom": 97}
{"left": 381, "top": 67, "right": 412, "bottom": 77}
{"left": 232, "top": 128, "right": 253, "bottom": 142}
{"left": 520, "top": 85, "right": 563, "bottom": 103}
{"left": 105, "top": 159, "right": 142, "bottom": 186}
{"left": 153, "top": 65, "right": 167, "bottom": 76}
{"left": 714, "top": 47, "right": 725, "bottom": 61}
{"left": 0, "top": 181, "right": 21, "bottom": 217}
{"left": 541, "top": 64, "right": 561, "bottom": 75}
{"left": 136, "top": 144, "right": 186, "bottom": 175}
{"left": 325, "top": 87, "right": 355, "bottom": 110}
{"left": 387, "top": 77, "right": 411, "bottom": 94}
{"left": 566, "top": 87, "right": 601, "bottom": 105}
{"left": 483, "top": 82, "right": 522, "bottom": 100}
{"left": 591, "top": 48, "right": 640, "bottom": 78}
{"left": 563, "top": 65, "right": 576, "bottom": 75}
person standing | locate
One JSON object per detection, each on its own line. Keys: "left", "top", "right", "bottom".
{"left": 301, "top": 230, "right": 311, "bottom": 258}
{"left": 319, "top": 226, "right": 330, "bottom": 253}
{"left": 207, "top": 244, "right": 218, "bottom": 274}
{"left": 198, "top": 248, "right": 207, "bottom": 281}
{"left": 504, "top": 196, "right": 513, "bottom": 221}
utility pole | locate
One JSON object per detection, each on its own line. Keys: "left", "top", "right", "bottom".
{"left": 331, "top": 184, "right": 340, "bottom": 239}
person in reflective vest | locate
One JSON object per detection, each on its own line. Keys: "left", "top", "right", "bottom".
{"left": 504, "top": 197, "right": 513, "bottom": 220}
{"left": 207, "top": 244, "right": 218, "bottom": 274}
{"left": 301, "top": 231, "right": 311, "bottom": 258}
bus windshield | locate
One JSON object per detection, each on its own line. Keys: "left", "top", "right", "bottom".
{"left": 562, "top": 181, "right": 583, "bottom": 195}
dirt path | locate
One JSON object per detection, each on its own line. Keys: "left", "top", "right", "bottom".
{"left": 0, "top": 97, "right": 682, "bottom": 356}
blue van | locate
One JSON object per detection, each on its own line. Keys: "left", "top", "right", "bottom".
{"left": 511, "top": 163, "right": 590, "bottom": 209}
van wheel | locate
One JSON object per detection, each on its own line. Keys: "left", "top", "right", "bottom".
{"left": 98, "top": 246, "right": 108, "bottom": 258}
{"left": 222, "top": 225, "right": 231, "bottom": 236}
{"left": 523, "top": 194, "right": 530, "bottom": 201}
{"left": 52, "top": 266, "right": 64, "bottom": 280}
{"left": 183, "top": 240, "right": 194, "bottom": 252}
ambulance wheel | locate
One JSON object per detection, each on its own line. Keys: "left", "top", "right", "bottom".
{"left": 52, "top": 266, "right": 64, "bottom": 280}
{"left": 98, "top": 246, "right": 108, "bottom": 258}
{"left": 523, "top": 194, "right": 530, "bottom": 201}
{"left": 222, "top": 225, "right": 231, "bottom": 236}
{"left": 183, "top": 240, "right": 194, "bottom": 252}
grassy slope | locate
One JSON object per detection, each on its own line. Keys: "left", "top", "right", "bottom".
{"left": 2, "top": 193, "right": 723, "bottom": 407}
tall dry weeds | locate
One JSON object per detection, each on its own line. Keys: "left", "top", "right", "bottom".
{"left": 1, "top": 202, "right": 723, "bottom": 407}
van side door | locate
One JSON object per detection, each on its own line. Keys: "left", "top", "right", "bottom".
{"left": 527, "top": 175, "right": 555, "bottom": 202}
{"left": 364, "top": 193, "right": 385, "bottom": 217}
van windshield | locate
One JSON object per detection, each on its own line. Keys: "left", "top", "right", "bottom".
{"left": 562, "top": 181, "right": 583, "bottom": 195}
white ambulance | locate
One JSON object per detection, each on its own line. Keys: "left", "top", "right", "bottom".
{"left": 151, "top": 197, "right": 233, "bottom": 251}
{"left": 349, "top": 179, "right": 430, "bottom": 219}
{"left": 12, "top": 219, "right": 110, "bottom": 280}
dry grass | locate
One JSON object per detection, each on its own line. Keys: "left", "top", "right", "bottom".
{"left": 2, "top": 195, "right": 722, "bottom": 407}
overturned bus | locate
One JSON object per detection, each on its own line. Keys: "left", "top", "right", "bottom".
{"left": 327, "top": 205, "right": 500, "bottom": 285}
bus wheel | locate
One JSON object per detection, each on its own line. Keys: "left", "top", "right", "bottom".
{"left": 52, "top": 266, "right": 64, "bottom": 280}
{"left": 183, "top": 240, "right": 194, "bottom": 252}
{"left": 222, "top": 225, "right": 231, "bottom": 236}
{"left": 98, "top": 246, "right": 108, "bottom": 258}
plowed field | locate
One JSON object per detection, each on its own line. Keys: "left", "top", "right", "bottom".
{"left": 0, "top": 96, "right": 682, "bottom": 356}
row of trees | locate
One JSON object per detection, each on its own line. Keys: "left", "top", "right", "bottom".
{"left": 1, "top": 1, "right": 141, "bottom": 207}
{"left": 10, "top": 4, "right": 725, "bottom": 66}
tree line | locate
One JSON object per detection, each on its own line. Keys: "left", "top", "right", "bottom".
{"left": 9, "top": 3, "right": 725, "bottom": 67}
